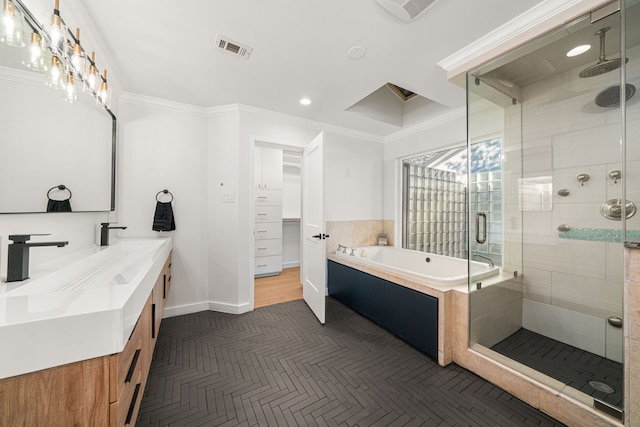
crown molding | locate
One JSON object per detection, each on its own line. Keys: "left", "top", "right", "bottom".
{"left": 438, "top": 0, "right": 609, "bottom": 78}
{"left": 119, "top": 92, "right": 207, "bottom": 115}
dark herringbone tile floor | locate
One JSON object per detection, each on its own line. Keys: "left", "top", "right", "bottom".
{"left": 137, "top": 298, "right": 564, "bottom": 426}
{"left": 491, "top": 328, "right": 623, "bottom": 408}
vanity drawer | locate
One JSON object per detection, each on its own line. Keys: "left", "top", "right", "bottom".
{"left": 109, "top": 312, "right": 146, "bottom": 403}
{"left": 255, "top": 238, "right": 282, "bottom": 257}
{"left": 110, "top": 342, "right": 144, "bottom": 427}
{"left": 255, "top": 189, "right": 282, "bottom": 205}
{"left": 255, "top": 222, "right": 283, "bottom": 240}
{"left": 255, "top": 255, "right": 282, "bottom": 276}
{"left": 255, "top": 206, "right": 282, "bottom": 222}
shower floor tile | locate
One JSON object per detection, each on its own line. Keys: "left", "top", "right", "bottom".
{"left": 491, "top": 328, "right": 623, "bottom": 408}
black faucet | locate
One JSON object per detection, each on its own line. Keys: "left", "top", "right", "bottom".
{"left": 100, "top": 223, "right": 127, "bottom": 246}
{"left": 6, "top": 234, "right": 69, "bottom": 282}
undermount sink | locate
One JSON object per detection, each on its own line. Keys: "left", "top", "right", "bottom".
{"left": 1, "top": 239, "right": 166, "bottom": 296}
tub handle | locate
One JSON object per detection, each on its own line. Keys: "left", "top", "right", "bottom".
{"left": 475, "top": 212, "right": 487, "bottom": 244}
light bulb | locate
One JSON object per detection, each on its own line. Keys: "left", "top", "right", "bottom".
{"left": 63, "top": 74, "right": 77, "bottom": 103}
{"left": 22, "top": 32, "right": 49, "bottom": 71}
{"left": 0, "top": 0, "right": 25, "bottom": 47}
{"left": 97, "top": 69, "right": 111, "bottom": 107}
{"left": 45, "top": 56, "right": 65, "bottom": 89}
{"left": 84, "top": 52, "right": 98, "bottom": 92}
{"left": 49, "top": 0, "right": 65, "bottom": 56}
{"left": 69, "top": 27, "right": 85, "bottom": 75}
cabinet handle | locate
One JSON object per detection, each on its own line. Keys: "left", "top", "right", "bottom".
{"left": 257, "top": 264, "right": 267, "bottom": 267}
{"left": 125, "top": 349, "right": 141, "bottom": 383}
{"left": 257, "top": 213, "right": 267, "bottom": 216}
{"left": 258, "top": 196, "right": 268, "bottom": 199}
{"left": 125, "top": 383, "right": 141, "bottom": 425}
{"left": 163, "top": 274, "right": 166, "bottom": 299}
{"left": 257, "top": 230, "right": 267, "bottom": 233}
{"left": 257, "top": 247, "right": 267, "bottom": 250}
{"left": 151, "top": 303, "right": 156, "bottom": 339}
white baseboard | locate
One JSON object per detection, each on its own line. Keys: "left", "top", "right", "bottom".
{"left": 163, "top": 302, "right": 210, "bottom": 318}
{"left": 164, "top": 300, "right": 253, "bottom": 318}
{"left": 208, "top": 300, "right": 252, "bottom": 314}
{"left": 282, "top": 261, "right": 300, "bottom": 269}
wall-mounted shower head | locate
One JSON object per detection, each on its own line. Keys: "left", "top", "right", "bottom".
{"left": 579, "top": 27, "right": 628, "bottom": 78}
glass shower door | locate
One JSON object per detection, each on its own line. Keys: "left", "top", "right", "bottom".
{"left": 467, "top": 2, "right": 632, "bottom": 416}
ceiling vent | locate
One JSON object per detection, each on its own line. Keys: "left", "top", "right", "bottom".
{"left": 214, "top": 35, "right": 253, "bottom": 59}
{"left": 376, "top": 0, "right": 440, "bottom": 22}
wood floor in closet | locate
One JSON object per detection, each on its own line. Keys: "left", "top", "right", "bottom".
{"left": 254, "top": 266, "right": 302, "bottom": 308}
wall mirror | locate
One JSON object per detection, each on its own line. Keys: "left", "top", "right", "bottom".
{"left": 0, "top": 0, "right": 115, "bottom": 213}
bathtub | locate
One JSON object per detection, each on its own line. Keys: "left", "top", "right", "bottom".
{"left": 333, "top": 246, "right": 499, "bottom": 288}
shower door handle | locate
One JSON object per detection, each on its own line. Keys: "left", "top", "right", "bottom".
{"left": 475, "top": 212, "right": 487, "bottom": 244}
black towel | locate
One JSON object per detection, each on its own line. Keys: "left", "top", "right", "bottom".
{"left": 152, "top": 201, "right": 176, "bottom": 231}
{"left": 47, "top": 199, "right": 72, "bottom": 212}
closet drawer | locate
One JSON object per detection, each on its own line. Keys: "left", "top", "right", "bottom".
{"left": 255, "top": 238, "right": 282, "bottom": 257}
{"left": 255, "top": 189, "right": 282, "bottom": 206}
{"left": 255, "top": 255, "right": 282, "bottom": 276}
{"left": 255, "top": 206, "right": 282, "bottom": 222}
{"left": 255, "top": 222, "right": 283, "bottom": 240}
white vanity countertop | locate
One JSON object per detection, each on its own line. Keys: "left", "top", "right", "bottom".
{"left": 0, "top": 237, "right": 172, "bottom": 380}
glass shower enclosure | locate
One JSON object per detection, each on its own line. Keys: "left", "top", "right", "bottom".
{"left": 466, "top": 0, "right": 638, "bottom": 418}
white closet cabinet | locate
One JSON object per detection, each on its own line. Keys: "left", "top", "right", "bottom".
{"left": 254, "top": 147, "right": 283, "bottom": 277}
{"left": 255, "top": 146, "right": 283, "bottom": 189}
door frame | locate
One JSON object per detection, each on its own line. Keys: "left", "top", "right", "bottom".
{"left": 249, "top": 136, "right": 304, "bottom": 310}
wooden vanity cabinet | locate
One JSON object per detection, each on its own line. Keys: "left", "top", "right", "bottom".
{"left": 0, "top": 252, "right": 172, "bottom": 427}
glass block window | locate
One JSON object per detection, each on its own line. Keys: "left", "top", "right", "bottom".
{"left": 402, "top": 146, "right": 468, "bottom": 259}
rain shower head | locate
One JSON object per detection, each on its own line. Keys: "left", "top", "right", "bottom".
{"left": 595, "top": 83, "right": 636, "bottom": 107}
{"left": 579, "top": 27, "right": 628, "bottom": 78}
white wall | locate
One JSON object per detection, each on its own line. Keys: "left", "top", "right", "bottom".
{"left": 117, "top": 95, "right": 209, "bottom": 316}
{"left": 324, "top": 133, "right": 385, "bottom": 222}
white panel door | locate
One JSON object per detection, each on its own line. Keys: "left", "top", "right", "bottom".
{"left": 302, "top": 132, "right": 326, "bottom": 324}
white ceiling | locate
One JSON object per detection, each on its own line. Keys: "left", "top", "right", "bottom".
{"left": 78, "top": 0, "right": 545, "bottom": 136}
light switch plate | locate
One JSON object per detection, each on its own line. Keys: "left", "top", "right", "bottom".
{"left": 221, "top": 191, "right": 235, "bottom": 203}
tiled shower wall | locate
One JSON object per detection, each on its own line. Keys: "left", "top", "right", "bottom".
{"left": 326, "top": 220, "right": 394, "bottom": 254}
{"left": 514, "top": 44, "right": 640, "bottom": 363}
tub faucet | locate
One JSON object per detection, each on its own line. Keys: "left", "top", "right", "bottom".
{"left": 6, "top": 234, "right": 69, "bottom": 282}
{"left": 472, "top": 254, "right": 494, "bottom": 268}
{"left": 100, "top": 223, "right": 128, "bottom": 246}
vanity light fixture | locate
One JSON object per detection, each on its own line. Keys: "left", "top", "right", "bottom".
{"left": 22, "top": 31, "right": 49, "bottom": 71}
{"left": 566, "top": 44, "right": 591, "bottom": 57}
{"left": 300, "top": 98, "right": 311, "bottom": 106}
{"left": 0, "top": 0, "right": 24, "bottom": 47}
{"left": 6, "top": 0, "right": 113, "bottom": 107}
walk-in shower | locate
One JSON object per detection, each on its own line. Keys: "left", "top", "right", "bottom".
{"left": 466, "top": 0, "right": 638, "bottom": 419}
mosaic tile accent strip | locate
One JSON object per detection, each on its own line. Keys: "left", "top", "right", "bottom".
{"left": 559, "top": 227, "right": 640, "bottom": 243}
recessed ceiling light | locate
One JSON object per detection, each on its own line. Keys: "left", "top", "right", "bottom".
{"left": 347, "top": 46, "right": 367, "bottom": 60}
{"left": 300, "top": 98, "right": 311, "bottom": 106}
{"left": 566, "top": 44, "right": 591, "bottom": 57}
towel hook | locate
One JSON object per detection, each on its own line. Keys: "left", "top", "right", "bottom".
{"left": 155, "top": 189, "right": 174, "bottom": 203}
{"left": 47, "top": 184, "right": 72, "bottom": 201}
